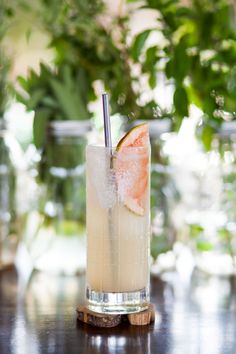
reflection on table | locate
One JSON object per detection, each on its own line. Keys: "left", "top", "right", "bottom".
{"left": 0, "top": 267, "right": 236, "bottom": 354}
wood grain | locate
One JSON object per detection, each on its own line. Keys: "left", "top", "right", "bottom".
{"left": 127, "top": 304, "right": 155, "bottom": 325}
{"left": 76, "top": 305, "right": 122, "bottom": 327}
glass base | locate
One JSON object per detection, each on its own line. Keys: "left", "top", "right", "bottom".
{"left": 86, "top": 286, "right": 149, "bottom": 314}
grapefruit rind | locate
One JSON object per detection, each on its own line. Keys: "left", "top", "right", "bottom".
{"left": 114, "top": 123, "right": 149, "bottom": 216}
{"left": 117, "top": 123, "right": 149, "bottom": 151}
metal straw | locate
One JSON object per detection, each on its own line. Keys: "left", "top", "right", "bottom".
{"left": 102, "top": 93, "right": 112, "bottom": 153}
{"left": 102, "top": 93, "right": 117, "bottom": 291}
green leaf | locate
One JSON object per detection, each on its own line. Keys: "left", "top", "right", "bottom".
{"left": 165, "top": 59, "right": 174, "bottom": 78}
{"left": 49, "top": 69, "right": 88, "bottom": 120}
{"left": 145, "top": 0, "right": 176, "bottom": 11}
{"left": 151, "top": 233, "right": 172, "bottom": 259}
{"left": 33, "top": 110, "right": 50, "bottom": 149}
{"left": 149, "top": 71, "right": 157, "bottom": 88}
{"left": 17, "top": 76, "right": 29, "bottom": 91}
{"left": 145, "top": 46, "right": 158, "bottom": 66}
{"left": 131, "top": 30, "right": 152, "bottom": 61}
{"left": 201, "top": 124, "right": 214, "bottom": 151}
{"left": 189, "top": 224, "right": 204, "bottom": 239}
{"left": 15, "top": 92, "right": 28, "bottom": 107}
{"left": 41, "top": 96, "right": 59, "bottom": 109}
{"left": 173, "top": 40, "right": 189, "bottom": 83}
{"left": 173, "top": 86, "right": 189, "bottom": 117}
{"left": 218, "top": 228, "right": 231, "bottom": 241}
{"left": 39, "top": 62, "right": 51, "bottom": 78}
{"left": 57, "top": 220, "right": 85, "bottom": 237}
{"left": 175, "top": 7, "right": 194, "bottom": 18}
{"left": 27, "top": 89, "right": 45, "bottom": 111}
{"left": 196, "top": 240, "right": 213, "bottom": 252}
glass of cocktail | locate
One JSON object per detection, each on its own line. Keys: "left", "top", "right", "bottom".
{"left": 86, "top": 123, "right": 150, "bottom": 314}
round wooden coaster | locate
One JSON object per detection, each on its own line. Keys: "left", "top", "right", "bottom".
{"left": 76, "top": 304, "right": 156, "bottom": 328}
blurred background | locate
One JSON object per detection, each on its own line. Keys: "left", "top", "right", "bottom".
{"left": 1, "top": 0, "right": 236, "bottom": 285}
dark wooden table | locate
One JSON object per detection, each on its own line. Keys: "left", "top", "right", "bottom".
{"left": 0, "top": 267, "right": 236, "bottom": 354}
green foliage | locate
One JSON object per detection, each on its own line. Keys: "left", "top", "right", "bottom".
{"left": 196, "top": 240, "right": 213, "bottom": 252}
{"left": 217, "top": 228, "right": 236, "bottom": 257}
{"left": 0, "top": 2, "right": 13, "bottom": 117}
{"left": 151, "top": 233, "right": 172, "bottom": 259}
{"left": 130, "top": 0, "right": 236, "bottom": 148}
{"left": 188, "top": 223, "right": 214, "bottom": 252}
{"left": 201, "top": 124, "right": 215, "bottom": 151}
{"left": 131, "top": 30, "right": 152, "bottom": 61}
{"left": 188, "top": 222, "right": 236, "bottom": 258}
{"left": 14, "top": 0, "right": 174, "bottom": 147}
{"left": 17, "top": 62, "right": 92, "bottom": 148}
{"left": 173, "top": 86, "right": 189, "bottom": 119}
{"left": 188, "top": 224, "right": 204, "bottom": 239}
{"left": 0, "top": 0, "right": 31, "bottom": 116}
{"left": 33, "top": 110, "right": 50, "bottom": 149}
{"left": 11, "top": 0, "right": 236, "bottom": 152}
{"left": 16, "top": 0, "right": 158, "bottom": 149}
{"left": 0, "top": 51, "right": 10, "bottom": 118}
{"left": 0, "top": 134, "right": 16, "bottom": 221}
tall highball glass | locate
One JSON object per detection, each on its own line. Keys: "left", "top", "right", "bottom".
{"left": 86, "top": 144, "right": 150, "bottom": 314}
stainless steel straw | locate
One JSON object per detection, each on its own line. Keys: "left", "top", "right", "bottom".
{"left": 102, "top": 93, "right": 112, "bottom": 153}
{"left": 102, "top": 92, "right": 117, "bottom": 289}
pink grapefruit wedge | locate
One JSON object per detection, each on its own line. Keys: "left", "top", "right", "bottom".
{"left": 114, "top": 123, "right": 149, "bottom": 216}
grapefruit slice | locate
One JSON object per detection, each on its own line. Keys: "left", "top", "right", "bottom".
{"left": 114, "top": 123, "right": 149, "bottom": 216}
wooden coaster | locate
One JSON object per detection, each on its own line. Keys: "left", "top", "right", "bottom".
{"left": 76, "top": 303, "right": 155, "bottom": 328}
{"left": 127, "top": 304, "right": 155, "bottom": 325}
{"left": 77, "top": 305, "right": 122, "bottom": 328}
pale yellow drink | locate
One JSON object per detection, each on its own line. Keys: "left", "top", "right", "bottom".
{"left": 86, "top": 143, "right": 150, "bottom": 313}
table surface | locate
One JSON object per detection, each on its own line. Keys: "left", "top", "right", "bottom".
{"left": 0, "top": 267, "right": 236, "bottom": 354}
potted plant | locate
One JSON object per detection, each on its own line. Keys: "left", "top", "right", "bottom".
{"left": 130, "top": 0, "right": 236, "bottom": 141}
{"left": 130, "top": 0, "right": 236, "bottom": 274}
{"left": 15, "top": 0, "right": 156, "bottom": 274}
